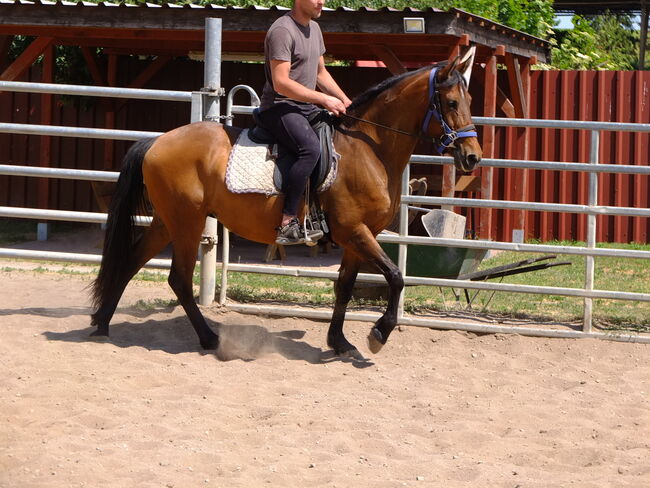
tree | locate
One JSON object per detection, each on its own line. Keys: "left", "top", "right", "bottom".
{"left": 551, "top": 13, "right": 640, "bottom": 70}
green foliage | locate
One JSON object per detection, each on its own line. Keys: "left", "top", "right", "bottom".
{"left": 551, "top": 13, "right": 641, "bottom": 70}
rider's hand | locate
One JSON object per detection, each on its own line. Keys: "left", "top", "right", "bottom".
{"left": 321, "top": 95, "right": 347, "bottom": 116}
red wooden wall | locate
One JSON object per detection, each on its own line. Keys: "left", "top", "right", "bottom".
{"left": 486, "top": 70, "right": 650, "bottom": 243}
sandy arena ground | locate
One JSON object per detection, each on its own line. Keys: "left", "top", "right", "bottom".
{"left": 0, "top": 235, "right": 649, "bottom": 487}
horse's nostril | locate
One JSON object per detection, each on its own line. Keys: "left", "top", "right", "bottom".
{"left": 467, "top": 153, "right": 480, "bottom": 167}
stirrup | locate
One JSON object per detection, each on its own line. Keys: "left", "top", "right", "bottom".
{"left": 275, "top": 218, "right": 323, "bottom": 246}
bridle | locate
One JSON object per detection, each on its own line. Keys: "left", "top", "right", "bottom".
{"left": 340, "top": 67, "right": 478, "bottom": 154}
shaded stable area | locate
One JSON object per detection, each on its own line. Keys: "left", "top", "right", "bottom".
{"left": 0, "top": 3, "right": 648, "bottom": 243}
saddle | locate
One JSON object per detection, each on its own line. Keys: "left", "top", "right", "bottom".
{"left": 248, "top": 108, "right": 339, "bottom": 193}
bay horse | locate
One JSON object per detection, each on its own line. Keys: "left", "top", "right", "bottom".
{"left": 91, "top": 51, "right": 482, "bottom": 359}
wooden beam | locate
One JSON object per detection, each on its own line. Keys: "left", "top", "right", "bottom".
{"left": 0, "top": 36, "right": 53, "bottom": 81}
{"left": 369, "top": 44, "right": 406, "bottom": 75}
{"left": 505, "top": 52, "right": 527, "bottom": 118}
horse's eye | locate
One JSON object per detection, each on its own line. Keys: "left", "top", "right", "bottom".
{"left": 448, "top": 100, "right": 458, "bottom": 110}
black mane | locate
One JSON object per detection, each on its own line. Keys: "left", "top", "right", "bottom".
{"left": 346, "top": 66, "right": 430, "bottom": 115}
{"left": 344, "top": 60, "right": 465, "bottom": 120}
{"left": 348, "top": 62, "right": 454, "bottom": 113}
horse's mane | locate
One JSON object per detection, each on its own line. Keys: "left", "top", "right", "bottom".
{"left": 344, "top": 60, "right": 465, "bottom": 122}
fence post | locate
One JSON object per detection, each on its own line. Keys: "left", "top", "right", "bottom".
{"left": 397, "top": 165, "right": 410, "bottom": 319}
{"left": 583, "top": 130, "right": 599, "bottom": 332}
{"left": 198, "top": 17, "right": 223, "bottom": 306}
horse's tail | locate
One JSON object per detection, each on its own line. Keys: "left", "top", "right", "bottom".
{"left": 91, "top": 137, "right": 157, "bottom": 310}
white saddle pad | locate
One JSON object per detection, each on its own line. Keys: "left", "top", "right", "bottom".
{"left": 225, "top": 129, "right": 338, "bottom": 196}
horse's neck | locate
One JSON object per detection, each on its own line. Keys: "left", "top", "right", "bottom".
{"left": 360, "top": 97, "right": 422, "bottom": 190}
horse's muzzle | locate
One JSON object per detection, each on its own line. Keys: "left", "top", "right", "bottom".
{"left": 452, "top": 146, "right": 482, "bottom": 173}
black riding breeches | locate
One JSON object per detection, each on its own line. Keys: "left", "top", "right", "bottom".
{"left": 257, "top": 103, "right": 320, "bottom": 216}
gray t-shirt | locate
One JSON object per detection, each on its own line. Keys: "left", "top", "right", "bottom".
{"left": 259, "top": 13, "right": 326, "bottom": 113}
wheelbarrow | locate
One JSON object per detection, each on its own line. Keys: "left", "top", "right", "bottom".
{"left": 353, "top": 242, "right": 571, "bottom": 306}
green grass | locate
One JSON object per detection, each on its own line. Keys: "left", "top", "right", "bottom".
{"left": 401, "top": 241, "right": 650, "bottom": 332}
{"left": 214, "top": 241, "right": 650, "bottom": 334}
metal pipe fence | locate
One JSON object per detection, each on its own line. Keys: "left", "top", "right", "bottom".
{"left": 1, "top": 79, "right": 649, "bottom": 342}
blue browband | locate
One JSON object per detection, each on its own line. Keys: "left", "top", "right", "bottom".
{"left": 422, "top": 67, "right": 478, "bottom": 154}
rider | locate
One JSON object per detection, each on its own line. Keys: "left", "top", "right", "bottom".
{"left": 258, "top": 0, "right": 352, "bottom": 246}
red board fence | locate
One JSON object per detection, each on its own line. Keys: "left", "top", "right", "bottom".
{"left": 489, "top": 70, "right": 649, "bottom": 244}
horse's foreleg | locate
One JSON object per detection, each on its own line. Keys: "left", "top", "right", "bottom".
{"left": 366, "top": 252, "right": 403, "bottom": 354}
{"left": 341, "top": 228, "right": 404, "bottom": 354}
{"left": 167, "top": 233, "right": 219, "bottom": 351}
{"left": 91, "top": 219, "right": 170, "bottom": 336}
{"left": 328, "top": 251, "right": 362, "bottom": 359}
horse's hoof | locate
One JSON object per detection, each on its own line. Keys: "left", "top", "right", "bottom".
{"left": 90, "top": 329, "right": 108, "bottom": 341}
{"left": 200, "top": 334, "right": 220, "bottom": 351}
{"left": 367, "top": 328, "right": 384, "bottom": 354}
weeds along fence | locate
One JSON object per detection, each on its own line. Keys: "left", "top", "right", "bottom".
{"left": 1, "top": 79, "right": 649, "bottom": 343}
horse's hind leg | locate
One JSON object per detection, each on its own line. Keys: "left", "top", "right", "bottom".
{"left": 166, "top": 225, "right": 219, "bottom": 350}
{"left": 91, "top": 218, "right": 170, "bottom": 336}
{"left": 328, "top": 250, "right": 363, "bottom": 359}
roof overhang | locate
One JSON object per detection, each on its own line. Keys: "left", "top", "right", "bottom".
{"left": 0, "top": 2, "right": 550, "bottom": 64}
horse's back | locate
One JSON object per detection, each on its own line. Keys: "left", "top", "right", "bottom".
{"left": 142, "top": 121, "right": 284, "bottom": 244}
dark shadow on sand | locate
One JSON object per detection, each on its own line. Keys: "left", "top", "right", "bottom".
{"left": 42, "top": 308, "right": 373, "bottom": 368}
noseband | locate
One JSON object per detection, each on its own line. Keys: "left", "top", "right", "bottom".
{"left": 340, "top": 67, "right": 477, "bottom": 154}
{"left": 422, "top": 67, "right": 477, "bottom": 154}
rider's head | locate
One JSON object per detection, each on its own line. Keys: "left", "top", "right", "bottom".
{"left": 292, "top": 0, "right": 325, "bottom": 22}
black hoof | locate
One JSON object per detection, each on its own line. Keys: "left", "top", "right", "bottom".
{"left": 328, "top": 335, "right": 362, "bottom": 360}
{"left": 200, "top": 333, "right": 220, "bottom": 351}
{"left": 367, "top": 327, "right": 384, "bottom": 354}
{"left": 90, "top": 327, "right": 109, "bottom": 338}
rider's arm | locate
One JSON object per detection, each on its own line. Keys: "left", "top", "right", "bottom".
{"left": 270, "top": 59, "right": 348, "bottom": 115}
{"left": 316, "top": 57, "right": 352, "bottom": 109}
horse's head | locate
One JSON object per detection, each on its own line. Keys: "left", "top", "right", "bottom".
{"left": 423, "top": 48, "right": 482, "bottom": 173}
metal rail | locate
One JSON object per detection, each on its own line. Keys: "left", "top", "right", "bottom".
{"left": 0, "top": 80, "right": 192, "bottom": 101}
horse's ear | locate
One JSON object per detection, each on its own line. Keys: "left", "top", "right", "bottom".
{"left": 436, "top": 56, "right": 460, "bottom": 84}
{"left": 457, "top": 46, "right": 476, "bottom": 87}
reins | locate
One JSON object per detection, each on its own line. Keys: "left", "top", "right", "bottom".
{"left": 339, "top": 67, "right": 478, "bottom": 155}
{"left": 339, "top": 112, "right": 419, "bottom": 139}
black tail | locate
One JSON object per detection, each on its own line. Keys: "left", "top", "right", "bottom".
{"left": 91, "top": 137, "right": 157, "bottom": 310}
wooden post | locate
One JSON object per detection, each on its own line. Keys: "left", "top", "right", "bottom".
{"left": 478, "top": 52, "right": 497, "bottom": 240}
{"left": 505, "top": 53, "right": 529, "bottom": 243}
